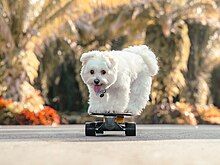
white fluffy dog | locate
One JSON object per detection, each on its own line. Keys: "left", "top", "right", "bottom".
{"left": 80, "top": 45, "right": 158, "bottom": 115}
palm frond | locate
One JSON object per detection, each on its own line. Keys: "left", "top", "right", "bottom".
{"left": 0, "top": 15, "right": 15, "bottom": 54}
{"left": 0, "top": 0, "right": 11, "bottom": 19}
{"left": 6, "top": 0, "right": 30, "bottom": 46}
{"left": 36, "top": 0, "right": 74, "bottom": 30}
{"left": 28, "top": 0, "right": 64, "bottom": 30}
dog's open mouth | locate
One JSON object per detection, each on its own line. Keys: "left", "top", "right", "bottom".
{"left": 94, "top": 85, "right": 102, "bottom": 94}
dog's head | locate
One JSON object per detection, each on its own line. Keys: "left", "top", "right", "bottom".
{"left": 80, "top": 51, "right": 118, "bottom": 95}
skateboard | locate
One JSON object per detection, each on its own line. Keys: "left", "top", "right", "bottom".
{"left": 85, "top": 113, "right": 136, "bottom": 136}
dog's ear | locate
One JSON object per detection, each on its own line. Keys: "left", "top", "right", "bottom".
{"left": 80, "top": 51, "right": 98, "bottom": 65}
{"left": 106, "top": 56, "right": 118, "bottom": 70}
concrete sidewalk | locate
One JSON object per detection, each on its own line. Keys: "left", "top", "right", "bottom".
{"left": 1, "top": 140, "right": 219, "bottom": 165}
{"left": 0, "top": 125, "right": 220, "bottom": 165}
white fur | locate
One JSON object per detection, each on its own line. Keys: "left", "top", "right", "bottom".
{"left": 80, "top": 45, "right": 158, "bottom": 116}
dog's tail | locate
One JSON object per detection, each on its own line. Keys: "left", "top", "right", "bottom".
{"left": 123, "top": 45, "right": 159, "bottom": 76}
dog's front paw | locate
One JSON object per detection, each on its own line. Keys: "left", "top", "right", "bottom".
{"left": 88, "top": 106, "right": 108, "bottom": 114}
{"left": 105, "top": 110, "right": 115, "bottom": 113}
{"left": 88, "top": 106, "right": 99, "bottom": 114}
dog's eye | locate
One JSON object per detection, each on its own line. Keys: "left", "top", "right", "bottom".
{"left": 90, "top": 70, "right": 94, "bottom": 74}
{"left": 101, "top": 70, "right": 106, "bottom": 75}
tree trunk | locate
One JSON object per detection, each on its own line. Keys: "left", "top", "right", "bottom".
{"left": 36, "top": 39, "right": 84, "bottom": 112}
{"left": 183, "top": 23, "right": 220, "bottom": 105}
{"left": 145, "top": 21, "right": 190, "bottom": 104}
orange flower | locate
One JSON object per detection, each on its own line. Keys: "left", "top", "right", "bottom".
{"left": 38, "top": 106, "right": 60, "bottom": 125}
{"left": 20, "top": 106, "right": 60, "bottom": 125}
{"left": 0, "top": 97, "right": 13, "bottom": 108}
{"left": 0, "top": 96, "right": 60, "bottom": 125}
{"left": 21, "top": 109, "right": 40, "bottom": 125}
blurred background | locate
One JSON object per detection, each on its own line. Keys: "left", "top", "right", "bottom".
{"left": 0, "top": 0, "right": 220, "bottom": 125}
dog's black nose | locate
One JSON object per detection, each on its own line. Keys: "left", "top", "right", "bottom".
{"left": 94, "top": 79, "right": 100, "bottom": 84}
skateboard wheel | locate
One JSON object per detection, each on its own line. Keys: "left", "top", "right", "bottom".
{"left": 95, "top": 121, "right": 104, "bottom": 134}
{"left": 85, "top": 122, "right": 96, "bottom": 136}
{"left": 125, "top": 122, "right": 136, "bottom": 136}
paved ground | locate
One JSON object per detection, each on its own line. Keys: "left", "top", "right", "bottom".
{"left": 0, "top": 124, "right": 220, "bottom": 141}
{"left": 0, "top": 125, "right": 220, "bottom": 165}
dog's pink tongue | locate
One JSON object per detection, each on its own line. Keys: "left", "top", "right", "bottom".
{"left": 94, "top": 85, "right": 101, "bottom": 93}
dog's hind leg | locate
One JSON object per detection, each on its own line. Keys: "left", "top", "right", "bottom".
{"left": 125, "top": 71, "right": 152, "bottom": 115}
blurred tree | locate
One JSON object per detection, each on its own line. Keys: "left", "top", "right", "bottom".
{"left": 73, "top": 0, "right": 220, "bottom": 107}
{"left": 211, "top": 65, "right": 220, "bottom": 108}
{"left": 183, "top": 24, "right": 220, "bottom": 105}
{"left": 0, "top": 0, "right": 136, "bottom": 113}
{"left": 182, "top": 0, "right": 220, "bottom": 105}
{"left": 36, "top": 38, "right": 83, "bottom": 112}
{"left": 0, "top": 0, "right": 219, "bottom": 117}
{"left": 0, "top": 0, "right": 75, "bottom": 112}
{"left": 144, "top": 1, "right": 191, "bottom": 104}
{"left": 144, "top": 0, "right": 220, "bottom": 105}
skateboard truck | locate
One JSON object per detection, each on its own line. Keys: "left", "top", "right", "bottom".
{"left": 85, "top": 113, "right": 136, "bottom": 136}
